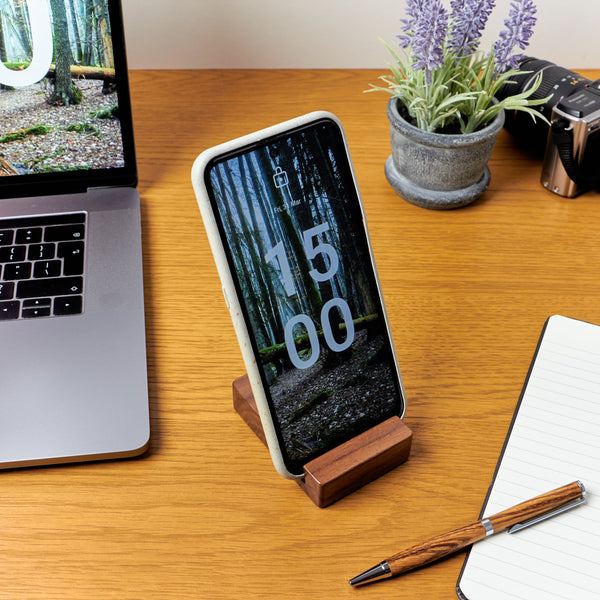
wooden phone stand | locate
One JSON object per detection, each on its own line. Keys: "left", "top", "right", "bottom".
{"left": 233, "top": 375, "right": 413, "bottom": 507}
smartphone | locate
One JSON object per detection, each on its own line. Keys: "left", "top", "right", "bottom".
{"left": 192, "top": 112, "right": 406, "bottom": 478}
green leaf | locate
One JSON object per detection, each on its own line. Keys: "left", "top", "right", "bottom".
{"left": 369, "top": 36, "right": 551, "bottom": 133}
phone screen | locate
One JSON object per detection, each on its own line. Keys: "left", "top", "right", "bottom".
{"left": 205, "top": 118, "right": 405, "bottom": 475}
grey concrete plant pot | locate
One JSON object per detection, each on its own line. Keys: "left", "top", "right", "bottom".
{"left": 385, "top": 97, "right": 505, "bottom": 210}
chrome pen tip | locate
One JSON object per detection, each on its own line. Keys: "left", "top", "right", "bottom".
{"left": 349, "top": 561, "right": 392, "bottom": 586}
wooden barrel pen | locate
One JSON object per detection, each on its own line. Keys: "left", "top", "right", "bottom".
{"left": 350, "top": 480, "right": 586, "bottom": 586}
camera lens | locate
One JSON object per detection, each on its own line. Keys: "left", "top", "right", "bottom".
{"left": 495, "top": 57, "right": 591, "bottom": 154}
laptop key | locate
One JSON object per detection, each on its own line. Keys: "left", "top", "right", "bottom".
{"left": 53, "top": 295, "right": 83, "bottom": 316}
{"left": 17, "top": 276, "right": 83, "bottom": 299}
{"left": 45, "top": 224, "right": 85, "bottom": 242}
{"left": 0, "top": 245, "right": 26, "bottom": 262}
{"left": 58, "top": 241, "right": 85, "bottom": 275}
{"left": 16, "top": 228, "right": 42, "bottom": 244}
{"left": 28, "top": 244, "right": 56, "bottom": 261}
{"left": 3, "top": 262, "right": 32, "bottom": 280}
{"left": 0, "top": 282, "right": 14, "bottom": 299}
{"left": 22, "top": 308, "right": 51, "bottom": 318}
{"left": 23, "top": 298, "right": 51, "bottom": 308}
{"left": 0, "top": 230, "right": 14, "bottom": 245}
{"left": 0, "top": 301, "right": 20, "bottom": 320}
{"left": 33, "top": 260, "right": 62, "bottom": 278}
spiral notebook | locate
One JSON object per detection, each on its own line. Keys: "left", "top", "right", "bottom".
{"left": 457, "top": 315, "right": 600, "bottom": 600}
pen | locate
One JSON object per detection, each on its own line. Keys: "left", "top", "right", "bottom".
{"left": 349, "top": 480, "right": 586, "bottom": 586}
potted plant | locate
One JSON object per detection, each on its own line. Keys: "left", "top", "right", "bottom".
{"left": 371, "top": 0, "right": 547, "bottom": 209}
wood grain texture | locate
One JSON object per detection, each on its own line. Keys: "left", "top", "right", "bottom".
{"left": 233, "top": 375, "right": 413, "bottom": 507}
{"left": 388, "top": 521, "right": 487, "bottom": 576}
{"left": 2, "top": 69, "right": 599, "bottom": 600}
{"left": 299, "top": 416, "right": 412, "bottom": 507}
{"left": 232, "top": 375, "right": 267, "bottom": 446}
{"left": 487, "top": 480, "right": 584, "bottom": 532}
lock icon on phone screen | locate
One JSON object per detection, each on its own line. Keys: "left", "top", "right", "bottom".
{"left": 273, "top": 166, "right": 289, "bottom": 189}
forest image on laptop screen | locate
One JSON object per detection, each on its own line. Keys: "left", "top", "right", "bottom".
{"left": 0, "top": 0, "right": 124, "bottom": 177}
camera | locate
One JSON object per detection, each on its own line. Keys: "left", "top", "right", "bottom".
{"left": 496, "top": 57, "right": 600, "bottom": 198}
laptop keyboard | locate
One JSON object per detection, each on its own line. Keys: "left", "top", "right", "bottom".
{"left": 0, "top": 212, "right": 86, "bottom": 320}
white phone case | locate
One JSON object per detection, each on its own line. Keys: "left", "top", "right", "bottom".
{"left": 191, "top": 111, "right": 405, "bottom": 479}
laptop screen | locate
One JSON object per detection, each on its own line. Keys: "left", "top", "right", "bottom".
{"left": 0, "top": 0, "right": 136, "bottom": 198}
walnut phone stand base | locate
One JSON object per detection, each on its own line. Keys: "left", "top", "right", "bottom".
{"left": 232, "top": 375, "right": 413, "bottom": 508}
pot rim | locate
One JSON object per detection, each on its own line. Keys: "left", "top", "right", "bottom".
{"left": 387, "top": 97, "right": 505, "bottom": 148}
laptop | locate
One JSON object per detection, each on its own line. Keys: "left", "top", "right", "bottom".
{"left": 0, "top": 0, "right": 149, "bottom": 468}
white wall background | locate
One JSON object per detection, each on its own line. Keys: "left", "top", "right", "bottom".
{"left": 121, "top": 0, "right": 599, "bottom": 70}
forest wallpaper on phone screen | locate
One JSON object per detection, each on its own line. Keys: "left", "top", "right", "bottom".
{"left": 210, "top": 123, "right": 402, "bottom": 463}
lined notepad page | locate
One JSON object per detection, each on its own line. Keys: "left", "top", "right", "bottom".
{"left": 458, "top": 315, "right": 600, "bottom": 600}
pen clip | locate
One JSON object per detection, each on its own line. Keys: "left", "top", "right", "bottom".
{"left": 507, "top": 495, "right": 587, "bottom": 534}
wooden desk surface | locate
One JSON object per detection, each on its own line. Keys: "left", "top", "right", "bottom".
{"left": 3, "top": 69, "right": 600, "bottom": 599}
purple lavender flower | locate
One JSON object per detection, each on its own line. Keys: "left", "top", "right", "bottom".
{"left": 449, "top": 0, "right": 496, "bottom": 57}
{"left": 494, "top": 0, "right": 537, "bottom": 73}
{"left": 410, "top": 0, "right": 448, "bottom": 84}
{"left": 397, "top": 0, "right": 427, "bottom": 48}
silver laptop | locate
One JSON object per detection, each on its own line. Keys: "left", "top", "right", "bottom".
{"left": 0, "top": 0, "right": 149, "bottom": 468}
